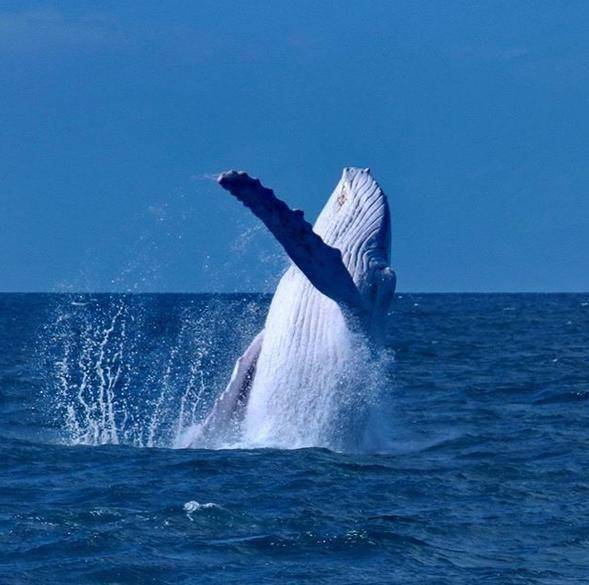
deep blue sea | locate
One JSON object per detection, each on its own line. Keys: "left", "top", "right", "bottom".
{"left": 1, "top": 293, "right": 588, "bottom": 584}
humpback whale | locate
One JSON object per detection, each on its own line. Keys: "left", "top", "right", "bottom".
{"left": 189, "top": 167, "right": 395, "bottom": 449}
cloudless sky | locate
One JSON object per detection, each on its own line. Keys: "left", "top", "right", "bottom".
{"left": 1, "top": 1, "right": 588, "bottom": 292}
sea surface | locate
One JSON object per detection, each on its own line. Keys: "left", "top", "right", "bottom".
{"left": 1, "top": 293, "right": 588, "bottom": 584}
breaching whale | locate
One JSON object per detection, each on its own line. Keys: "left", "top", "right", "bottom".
{"left": 189, "top": 167, "right": 395, "bottom": 449}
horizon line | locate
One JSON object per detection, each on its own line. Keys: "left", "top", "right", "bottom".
{"left": 0, "top": 290, "right": 588, "bottom": 295}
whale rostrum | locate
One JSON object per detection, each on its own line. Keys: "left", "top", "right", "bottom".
{"left": 190, "top": 167, "right": 395, "bottom": 448}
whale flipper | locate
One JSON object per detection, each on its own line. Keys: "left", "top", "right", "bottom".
{"left": 218, "top": 171, "right": 362, "bottom": 312}
{"left": 197, "top": 329, "right": 264, "bottom": 441}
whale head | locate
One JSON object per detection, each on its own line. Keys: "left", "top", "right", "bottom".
{"left": 313, "top": 167, "right": 391, "bottom": 285}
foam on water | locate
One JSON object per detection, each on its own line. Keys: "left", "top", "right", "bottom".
{"left": 183, "top": 501, "right": 221, "bottom": 521}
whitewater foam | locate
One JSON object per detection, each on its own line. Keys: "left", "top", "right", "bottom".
{"left": 183, "top": 501, "right": 221, "bottom": 520}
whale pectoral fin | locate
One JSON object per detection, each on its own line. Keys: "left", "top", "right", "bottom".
{"left": 218, "top": 171, "right": 362, "bottom": 311}
{"left": 196, "top": 329, "right": 264, "bottom": 442}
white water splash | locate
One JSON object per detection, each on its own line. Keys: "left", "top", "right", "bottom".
{"left": 41, "top": 296, "right": 263, "bottom": 448}
{"left": 40, "top": 294, "right": 393, "bottom": 453}
{"left": 46, "top": 299, "right": 132, "bottom": 445}
{"left": 183, "top": 500, "right": 221, "bottom": 521}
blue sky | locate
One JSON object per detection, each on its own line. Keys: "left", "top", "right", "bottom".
{"left": 1, "top": 1, "right": 588, "bottom": 292}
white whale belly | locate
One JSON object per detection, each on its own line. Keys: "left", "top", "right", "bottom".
{"left": 243, "top": 266, "right": 357, "bottom": 448}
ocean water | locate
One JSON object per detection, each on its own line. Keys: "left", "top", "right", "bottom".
{"left": 1, "top": 292, "right": 588, "bottom": 584}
